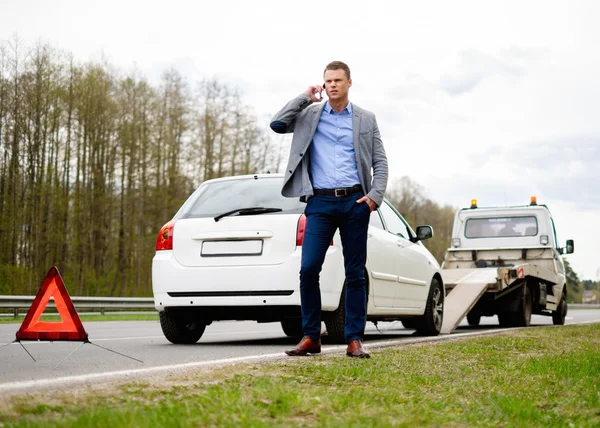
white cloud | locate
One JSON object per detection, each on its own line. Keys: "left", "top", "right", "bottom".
{"left": 440, "top": 49, "right": 527, "bottom": 96}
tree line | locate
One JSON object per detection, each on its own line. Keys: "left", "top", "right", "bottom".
{"left": 0, "top": 38, "right": 284, "bottom": 296}
{"left": 564, "top": 261, "right": 599, "bottom": 304}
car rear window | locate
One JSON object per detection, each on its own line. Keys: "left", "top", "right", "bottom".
{"left": 465, "top": 216, "right": 538, "bottom": 238}
{"left": 178, "top": 176, "right": 305, "bottom": 219}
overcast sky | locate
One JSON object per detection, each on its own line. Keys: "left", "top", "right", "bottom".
{"left": 2, "top": 0, "right": 598, "bottom": 279}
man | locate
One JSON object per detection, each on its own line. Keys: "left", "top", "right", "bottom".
{"left": 270, "top": 61, "right": 388, "bottom": 358}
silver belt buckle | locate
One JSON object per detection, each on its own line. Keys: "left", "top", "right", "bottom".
{"left": 334, "top": 188, "right": 345, "bottom": 197}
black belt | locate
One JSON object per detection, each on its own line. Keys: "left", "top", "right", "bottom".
{"left": 313, "top": 184, "right": 362, "bottom": 197}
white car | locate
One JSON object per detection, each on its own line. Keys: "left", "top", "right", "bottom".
{"left": 152, "top": 173, "right": 445, "bottom": 344}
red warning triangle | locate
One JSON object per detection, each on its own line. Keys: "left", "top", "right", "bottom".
{"left": 16, "top": 266, "right": 88, "bottom": 342}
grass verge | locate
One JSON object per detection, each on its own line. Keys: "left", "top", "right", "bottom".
{"left": 1, "top": 323, "right": 599, "bottom": 427}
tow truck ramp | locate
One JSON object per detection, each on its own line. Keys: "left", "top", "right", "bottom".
{"left": 440, "top": 268, "right": 498, "bottom": 334}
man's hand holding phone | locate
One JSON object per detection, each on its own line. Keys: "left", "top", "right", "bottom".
{"left": 305, "top": 84, "right": 325, "bottom": 102}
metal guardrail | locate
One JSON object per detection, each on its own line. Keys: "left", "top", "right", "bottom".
{"left": 569, "top": 303, "right": 600, "bottom": 309}
{"left": 0, "top": 296, "right": 597, "bottom": 318}
{"left": 0, "top": 295, "right": 155, "bottom": 318}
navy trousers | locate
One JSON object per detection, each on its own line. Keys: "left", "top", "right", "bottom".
{"left": 299, "top": 192, "right": 370, "bottom": 343}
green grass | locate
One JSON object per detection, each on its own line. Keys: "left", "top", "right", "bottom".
{"left": 1, "top": 324, "right": 599, "bottom": 427}
{"left": 0, "top": 313, "right": 158, "bottom": 324}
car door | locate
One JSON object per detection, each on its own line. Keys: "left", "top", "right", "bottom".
{"left": 366, "top": 209, "right": 401, "bottom": 307}
{"left": 378, "top": 202, "right": 431, "bottom": 309}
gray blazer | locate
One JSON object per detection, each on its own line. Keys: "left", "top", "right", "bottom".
{"left": 270, "top": 93, "right": 389, "bottom": 207}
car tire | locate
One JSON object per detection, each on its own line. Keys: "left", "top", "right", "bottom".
{"left": 324, "top": 286, "right": 346, "bottom": 344}
{"left": 401, "top": 319, "right": 418, "bottom": 330}
{"left": 159, "top": 311, "right": 206, "bottom": 344}
{"left": 552, "top": 291, "right": 567, "bottom": 325}
{"left": 415, "top": 277, "right": 444, "bottom": 336}
{"left": 466, "top": 310, "right": 481, "bottom": 326}
{"left": 513, "top": 285, "right": 532, "bottom": 327}
{"left": 281, "top": 319, "right": 303, "bottom": 338}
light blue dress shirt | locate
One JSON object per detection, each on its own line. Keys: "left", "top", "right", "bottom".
{"left": 310, "top": 101, "right": 360, "bottom": 189}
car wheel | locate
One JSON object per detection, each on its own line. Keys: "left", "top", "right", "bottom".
{"left": 552, "top": 291, "right": 567, "bottom": 325}
{"left": 466, "top": 310, "right": 481, "bottom": 326}
{"left": 513, "top": 285, "right": 532, "bottom": 327}
{"left": 159, "top": 311, "right": 206, "bottom": 344}
{"left": 415, "top": 277, "right": 444, "bottom": 336}
{"left": 281, "top": 319, "right": 303, "bottom": 338}
{"left": 401, "top": 319, "right": 418, "bottom": 330}
{"left": 324, "top": 286, "right": 346, "bottom": 344}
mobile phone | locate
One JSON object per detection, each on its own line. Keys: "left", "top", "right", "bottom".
{"left": 316, "top": 83, "right": 325, "bottom": 101}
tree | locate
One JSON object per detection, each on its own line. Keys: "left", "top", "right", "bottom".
{"left": 563, "top": 258, "right": 582, "bottom": 303}
{"left": 385, "top": 176, "right": 456, "bottom": 263}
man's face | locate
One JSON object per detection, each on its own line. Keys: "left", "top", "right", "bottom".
{"left": 324, "top": 69, "right": 352, "bottom": 102}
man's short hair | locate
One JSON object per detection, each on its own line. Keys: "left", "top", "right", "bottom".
{"left": 324, "top": 61, "right": 351, "bottom": 80}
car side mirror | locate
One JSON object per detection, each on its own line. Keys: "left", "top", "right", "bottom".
{"left": 413, "top": 225, "right": 433, "bottom": 242}
{"left": 565, "top": 239, "right": 574, "bottom": 254}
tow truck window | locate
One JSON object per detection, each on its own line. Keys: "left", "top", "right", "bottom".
{"left": 465, "top": 216, "right": 538, "bottom": 238}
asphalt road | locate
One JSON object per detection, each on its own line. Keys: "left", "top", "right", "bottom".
{"left": 1, "top": 309, "right": 599, "bottom": 394}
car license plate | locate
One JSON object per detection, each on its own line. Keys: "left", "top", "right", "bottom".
{"left": 201, "top": 240, "right": 263, "bottom": 257}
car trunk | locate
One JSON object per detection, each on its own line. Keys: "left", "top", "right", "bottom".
{"left": 172, "top": 214, "right": 301, "bottom": 267}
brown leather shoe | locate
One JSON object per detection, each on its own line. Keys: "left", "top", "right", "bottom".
{"left": 285, "top": 336, "right": 321, "bottom": 356}
{"left": 346, "top": 339, "right": 370, "bottom": 358}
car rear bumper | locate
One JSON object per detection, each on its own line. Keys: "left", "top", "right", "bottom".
{"left": 152, "top": 246, "right": 345, "bottom": 314}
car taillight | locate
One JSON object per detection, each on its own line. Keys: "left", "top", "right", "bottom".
{"left": 296, "top": 214, "right": 333, "bottom": 246}
{"left": 156, "top": 220, "right": 176, "bottom": 251}
{"left": 296, "top": 215, "right": 307, "bottom": 246}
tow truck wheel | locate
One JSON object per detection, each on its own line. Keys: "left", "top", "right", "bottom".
{"left": 466, "top": 311, "right": 481, "bottom": 326}
{"left": 514, "top": 285, "right": 532, "bottom": 327}
{"left": 498, "top": 311, "right": 513, "bottom": 327}
{"left": 552, "top": 291, "right": 567, "bottom": 325}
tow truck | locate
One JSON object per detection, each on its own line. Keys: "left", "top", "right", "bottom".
{"left": 440, "top": 197, "right": 574, "bottom": 333}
